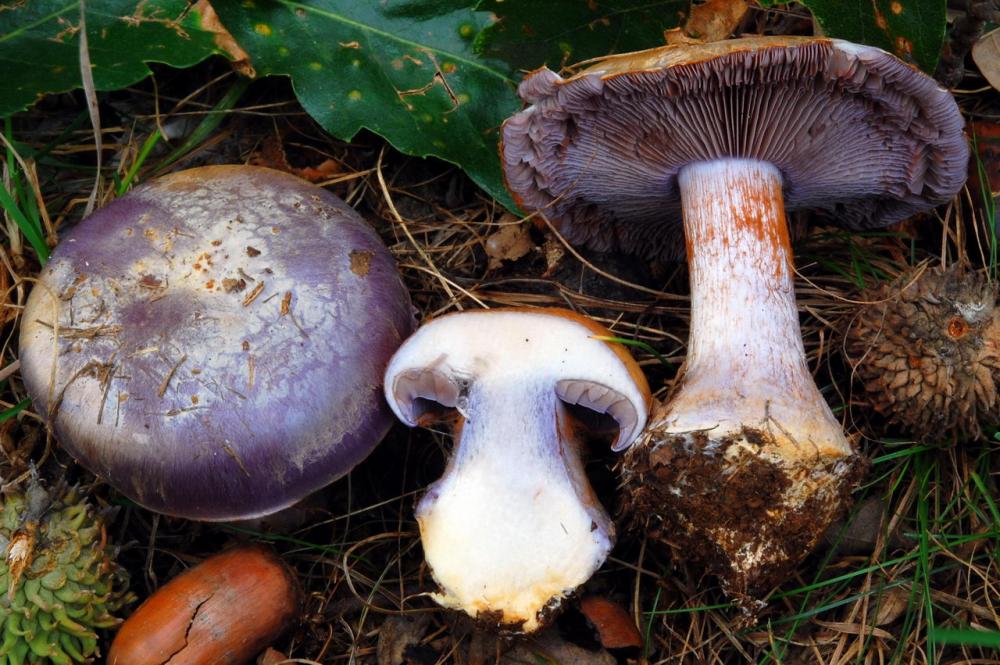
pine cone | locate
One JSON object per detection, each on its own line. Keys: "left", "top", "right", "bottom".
{"left": 845, "top": 265, "right": 1000, "bottom": 442}
{"left": 0, "top": 478, "right": 132, "bottom": 664}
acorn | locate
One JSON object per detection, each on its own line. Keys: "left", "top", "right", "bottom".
{"left": 845, "top": 265, "right": 1000, "bottom": 442}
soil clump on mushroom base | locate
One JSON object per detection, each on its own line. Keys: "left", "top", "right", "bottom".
{"left": 622, "top": 429, "right": 868, "bottom": 616}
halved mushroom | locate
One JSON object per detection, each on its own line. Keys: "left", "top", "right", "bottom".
{"left": 384, "top": 308, "right": 651, "bottom": 632}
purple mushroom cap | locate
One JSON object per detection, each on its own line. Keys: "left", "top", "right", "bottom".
{"left": 20, "top": 165, "right": 415, "bottom": 521}
{"left": 502, "top": 37, "right": 969, "bottom": 259}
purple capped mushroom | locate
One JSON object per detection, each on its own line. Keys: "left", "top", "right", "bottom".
{"left": 19, "top": 165, "right": 414, "bottom": 521}
{"left": 501, "top": 37, "right": 968, "bottom": 604}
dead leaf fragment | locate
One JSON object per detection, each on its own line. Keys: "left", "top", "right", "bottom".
{"left": 873, "top": 587, "right": 910, "bottom": 626}
{"left": 579, "top": 596, "right": 643, "bottom": 649}
{"left": 664, "top": 0, "right": 749, "bottom": 45}
{"left": 485, "top": 216, "right": 533, "bottom": 270}
{"left": 193, "top": 0, "right": 255, "bottom": 77}
{"left": 295, "top": 158, "right": 342, "bottom": 182}
{"left": 502, "top": 630, "right": 615, "bottom": 665}
{"left": 813, "top": 619, "right": 895, "bottom": 641}
{"left": 972, "top": 27, "right": 1000, "bottom": 93}
{"left": 377, "top": 614, "right": 432, "bottom": 665}
{"left": 257, "top": 647, "right": 288, "bottom": 665}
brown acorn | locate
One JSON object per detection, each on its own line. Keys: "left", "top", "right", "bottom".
{"left": 845, "top": 265, "right": 1000, "bottom": 442}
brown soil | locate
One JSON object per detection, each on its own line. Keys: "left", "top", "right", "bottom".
{"left": 622, "top": 427, "right": 867, "bottom": 616}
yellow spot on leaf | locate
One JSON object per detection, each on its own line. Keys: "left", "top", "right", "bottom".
{"left": 254, "top": 22, "right": 272, "bottom": 36}
{"left": 874, "top": 6, "right": 888, "bottom": 30}
{"left": 442, "top": 62, "right": 457, "bottom": 74}
{"left": 459, "top": 23, "right": 475, "bottom": 38}
{"left": 890, "top": 1, "right": 903, "bottom": 14}
{"left": 895, "top": 36, "right": 913, "bottom": 57}
{"left": 352, "top": 59, "right": 361, "bottom": 67}
{"left": 309, "top": 62, "right": 323, "bottom": 71}
{"left": 457, "top": 92, "right": 470, "bottom": 104}
{"left": 278, "top": 46, "right": 290, "bottom": 57}
{"left": 421, "top": 113, "right": 433, "bottom": 123}
{"left": 51, "top": 66, "right": 65, "bottom": 74}
{"left": 433, "top": 139, "right": 446, "bottom": 148}
{"left": 241, "top": 0, "right": 254, "bottom": 6}
{"left": 348, "top": 90, "right": 363, "bottom": 101}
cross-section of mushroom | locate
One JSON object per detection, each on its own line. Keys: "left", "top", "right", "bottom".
{"left": 384, "top": 308, "right": 651, "bottom": 632}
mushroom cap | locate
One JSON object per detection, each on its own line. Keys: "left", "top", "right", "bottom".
{"left": 502, "top": 36, "right": 969, "bottom": 259}
{"left": 20, "top": 165, "right": 415, "bottom": 521}
{"left": 384, "top": 307, "right": 651, "bottom": 450}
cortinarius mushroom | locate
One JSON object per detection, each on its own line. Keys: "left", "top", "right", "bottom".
{"left": 20, "top": 165, "right": 414, "bottom": 521}
{"left": 846, "top": 265, "right": 999, "bottom": 442}
{"left": 383, "top": 308, "right": 651, "bottom": 632}
{"left": 501, "top": 37, "right": 968, "bottom": 603}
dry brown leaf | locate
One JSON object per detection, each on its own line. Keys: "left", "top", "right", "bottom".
{"left": 193, "top": 0, "right": 256, "bottom": 77}
{"left": 578, "top": 596, "right": 643, "bottom": 650}
{"left": 541, "top": 236, "right": 566, "bottom": 278}
{"left": 873, "top": 587, "right": 911, "bottom": 626}
{"left": 972, "top": 27, "right": 1000, "bottom": 93}
{"left": 822, "top": 496, "right": 887, "bottom": 555}
{"left": 376, "top": 615, "right": 432, "bottom": 665}
{"left": 295, "top": 159, "right": 343, "bottom": 182}
{"left": 502, "top": 630, "right": 615, "bottom": 665}
{"left": 257, "top": 647, "right": 288, "bottom": 665}
{"left": 813, "top": 619, "right": 895, "bottom": 641}
{"left": 485, "top": 216, "right": 534, "bottom": 270}
{"left": 664, "top": 0, "right": 750, "bottom": 45}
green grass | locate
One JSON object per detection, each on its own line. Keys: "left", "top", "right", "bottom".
{"left": 929, "top": 627, "right": 1000, "bottom": 647}
{"left": 639, "top": 436, "right": 1000, "bottom": 664}
{"left": 970, "top": 131, "right": 998, "bottom": 279}
{"left": 797, "top": 229, "right": 907, "bottom": 290}
{"left": 1, "top": 118, "right": 49, "bottom": 264}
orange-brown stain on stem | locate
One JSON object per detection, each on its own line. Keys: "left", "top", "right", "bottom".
{"left": 683, "top": 171, "right": 790, "bottom": 281}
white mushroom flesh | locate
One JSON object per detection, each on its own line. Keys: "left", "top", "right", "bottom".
{"left": 384, "top": 310, "right": 649, "bottom": 631}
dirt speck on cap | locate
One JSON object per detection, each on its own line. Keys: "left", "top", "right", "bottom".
{"left": 350, "top": 250, "right": 374, "bottom": 277}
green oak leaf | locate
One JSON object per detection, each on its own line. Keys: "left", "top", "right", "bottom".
{"left": 758, "top": 0, "right": 947, "bottom": 72}
{"left": 213, "top": 0, "right": 520, "bottom": 209}
{"left": 474, "top": 0, "right": 686, "bottom": 73}
{"left": 0, "top": 0, "right": 224, "bottom": 117}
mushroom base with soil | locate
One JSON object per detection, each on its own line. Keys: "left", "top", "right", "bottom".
{"left": 621, "top": 160, "right": 865, "bottom": 610}
{"left": 623, "top": 429, "right": 866, "bottom": 610}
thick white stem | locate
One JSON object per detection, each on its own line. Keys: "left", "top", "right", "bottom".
{"left": 658, "top": 159, "right": 850, "bottom": 460}
{"left": 415, "top": 379, "right": 612, "bottom": 632}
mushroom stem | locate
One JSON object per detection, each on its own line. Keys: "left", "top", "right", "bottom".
{"left": 416, "top": 378, "right": 612, "bottom": 633}
{"left": 626, "top": 159, "right": 863, "bottom": 607}
{"left": 669, "top": 159, "right": 850, "bottom": 458}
